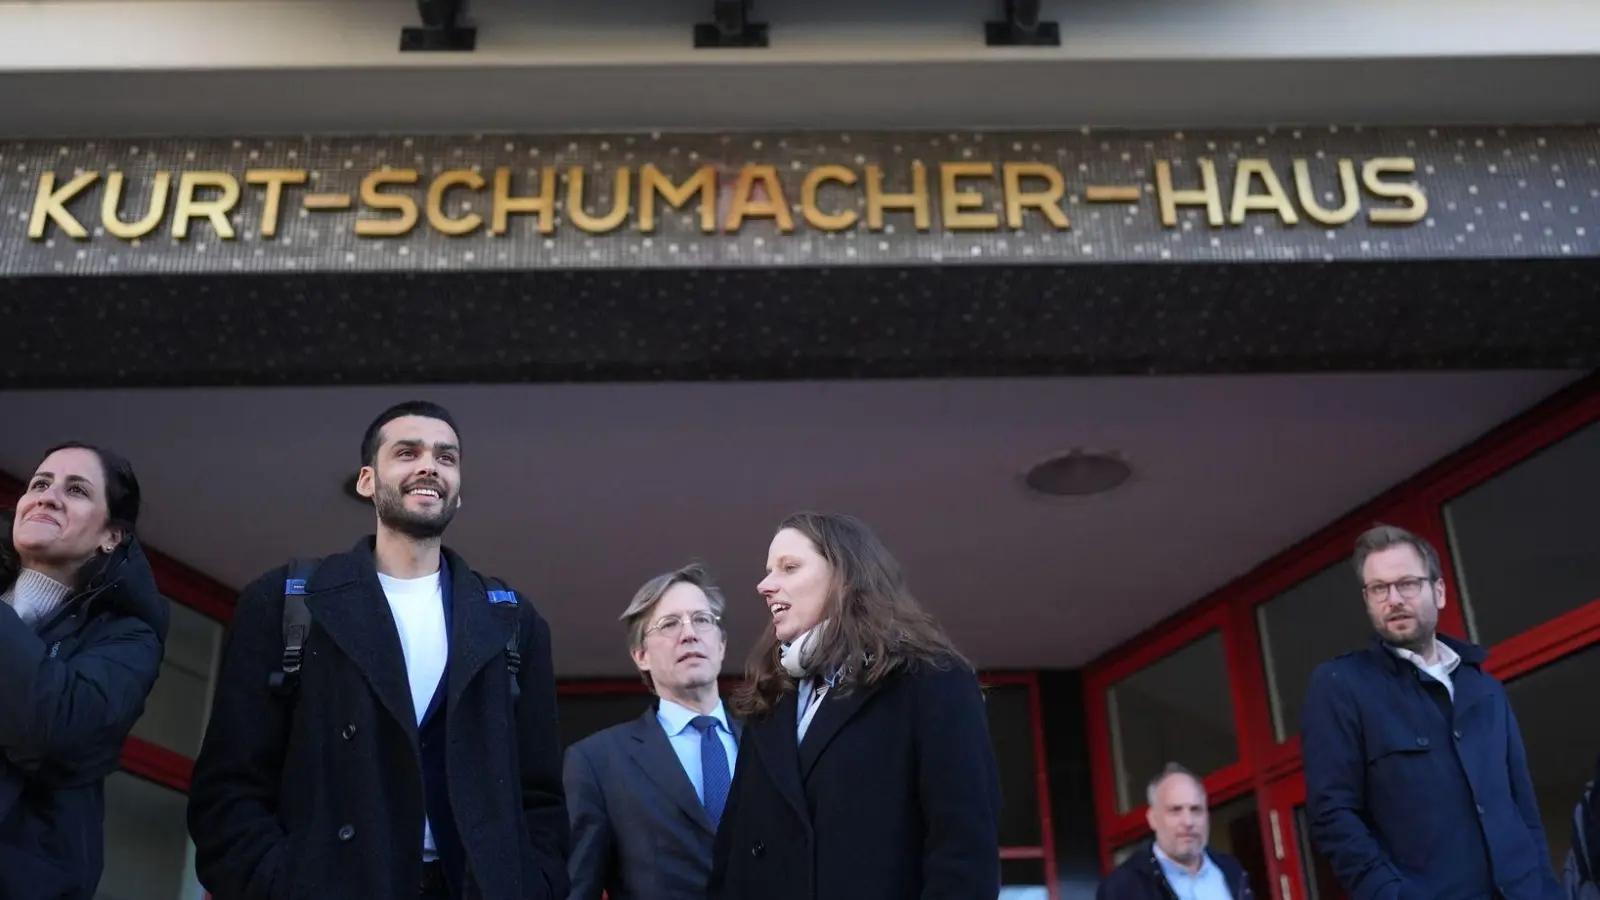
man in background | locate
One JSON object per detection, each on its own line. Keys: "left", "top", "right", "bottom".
{"left": 1096, "top": 763, "right": 1254, "bottom": 900}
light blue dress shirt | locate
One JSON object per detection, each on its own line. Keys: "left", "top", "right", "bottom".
{"left": 1153, "top": 844, "right": 1232, "bottom": 900}
{"left": 656, "top": 698, "right": 739, "bottom": 803}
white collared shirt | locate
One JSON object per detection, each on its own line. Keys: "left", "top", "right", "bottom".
{"left": 1390, "top": 640, "right": 1462, "bottom": 700}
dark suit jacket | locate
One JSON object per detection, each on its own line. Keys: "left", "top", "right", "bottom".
{"left": 563, "top": 703, "right": 741, "bottom": 900}
{"left": 187, "top": 537, "right": 570, "bottom": 900}
{"left": 1301, "top": 635, "right": 1560, "bottom": 900}
{"left": 709, "top": 659, "right": 1001, "bottom": 900}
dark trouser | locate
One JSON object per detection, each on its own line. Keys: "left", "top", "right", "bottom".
{"left": 419, "top": 860, "right": 451, "bottom": 899}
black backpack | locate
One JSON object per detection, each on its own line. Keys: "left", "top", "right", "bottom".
{"left": 266, "top": 557, "right": 523, "bottom": 703}
{"left": 1564, "top": 780, "right": 1600, "bottom": 900}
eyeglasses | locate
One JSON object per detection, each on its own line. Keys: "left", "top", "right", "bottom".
{"left": 1363, "top": 577, "right": 1434, "bottom": 604}
{"left": 644, "top": 611, "right": 722, "bottom": 640}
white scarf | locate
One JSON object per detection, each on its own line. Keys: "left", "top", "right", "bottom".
{"left": 780, "top": 620, "right": 828, "bottom": 678}
{"left": 2, "top": 568, "right": 74, "bottom": 627}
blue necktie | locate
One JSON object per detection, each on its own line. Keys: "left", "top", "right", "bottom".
{"left": 690, "top": 715, "right": 730, "bottom": 826}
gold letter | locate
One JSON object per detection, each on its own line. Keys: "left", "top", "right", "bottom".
{"left": 566, "top": 167, "right": 632, "bottom": 234}
{"left": 1155, "top": 160, "right": 1223, "bottom": 227}
{"left": 640, "top": 165, "right": 716, "bottom": 234}
{"left": 940, "top": 162, "right": 999, "bottom": 231}
{"left": 172, "top": 172, "right": 240, "bottom": 240}
{"left": 1363, "top": 157, "right": 1428, "bottom": 225}
{"left": 723, "top": 165, "right": 794, "bottom": 233}
{"left": 1292, "top": 159, "right": 1361, "bottom": 226}
{"left": 865, "top": 162, "right": 930, "bottom": 231}
{"left": 492, "top": 167, "right": 556, "bottom": 236}
{"left": 357, "top": 170, "right": 420, "bottom": 237}
{"left": 1228, "top": 159, "right": 1299, "bottom": 226}
{"left": 101, "top": 172, "right": 170, "bottom": 240}
{"left": 245, "top": 169, "right": 308, "bottom": 238}
{"left": 1002, "top": 163, "right": 1069, "bottom": 230}
{"left": 28, "top": 172, "right": 98, "bottom": 240}
{"left": 426, "top": 170, "right": 486, "bottom": 236}
{"left": 800, "top": 165, "right": 859, "bottom": 231}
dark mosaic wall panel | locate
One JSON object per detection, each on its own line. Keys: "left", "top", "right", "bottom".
{"left": 4, "top": 260, "right": 1598, "bottom": 389}
{"left": 1, "top": 125, "right": 1597, "bottom": 277}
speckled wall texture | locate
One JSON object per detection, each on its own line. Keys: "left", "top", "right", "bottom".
{"left": 2, "top": 125, "right": 1597, "bottom": 277}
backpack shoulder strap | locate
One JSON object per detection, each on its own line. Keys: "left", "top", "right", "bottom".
{"left": 481, "top": 575, "right": 522, "bottom": 703}
{"left": 268, "top": 557, "right": 321, "bottom": 698}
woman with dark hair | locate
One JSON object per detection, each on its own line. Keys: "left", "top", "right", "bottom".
{"left": 0, "top": 442, "right": 170, "bottom": 899}
{"left": 709, "top": 511, "right": 1001, "bottom": 900}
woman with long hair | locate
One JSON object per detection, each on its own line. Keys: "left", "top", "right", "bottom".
{"left": 709, "top": 511, "right": 1001, "bottom": 900}
{"left": 0, "top": 442, "right": 170, "bottom": 899}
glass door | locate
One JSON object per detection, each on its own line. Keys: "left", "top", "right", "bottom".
{"left": 1261, "top": 775, "right": 1346, "bottom": 900}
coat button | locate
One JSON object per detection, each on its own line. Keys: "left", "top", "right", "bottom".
{"left": 338, "top": 825, "right": 356, "bottom": 841}
{"left": 1453, "top": 730, "right": 1462, "bottom": 740}
{"left": 750, "top": 840, "right": 765, "bottom": 858}
{"left": 341, "top": 724, "right": 357, "bottom": 740}
{"left": 1416, "top": 737, "right": 1430, "bottom": 747}
{"left": 1477, "top": 805, "right": 1486, "bottom": 815}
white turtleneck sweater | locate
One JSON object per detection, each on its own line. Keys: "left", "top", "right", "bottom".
{"left": 2, "top": 568, "right": 74, "bottom": 627}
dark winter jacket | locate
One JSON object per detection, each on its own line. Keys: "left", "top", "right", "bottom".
{"left": 1095, "top": 842, "right": 1254, "bottom": 900}
{"left": 0, "top": 538, "right": 171, "bottom": 900}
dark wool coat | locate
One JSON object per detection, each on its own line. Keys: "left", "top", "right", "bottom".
{"left": 709, "top": 660, "right": 1002, "bottom": 900}
{"left": 187, "top": 538, "right": 569, "bottom": 900}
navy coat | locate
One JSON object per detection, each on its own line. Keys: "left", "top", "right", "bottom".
{"left": 0, "top": 538, "right": 170, "bottom": 900}
{"left": 187, "top": 538, "right": 569, "bottom": 900}
{"left": 1301, "top": 634, "right": 1560, "bottom": 900}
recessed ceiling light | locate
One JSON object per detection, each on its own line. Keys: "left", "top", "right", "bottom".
{"left": 1021, "top": 449, "right": 1133, "bottom": 499}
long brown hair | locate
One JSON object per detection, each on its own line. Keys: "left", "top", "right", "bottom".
{"left": 730, "top": 511, "right": 968, "bottom": 720}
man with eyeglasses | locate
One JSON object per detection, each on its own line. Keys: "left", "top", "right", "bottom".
{"left": 563, "top": 563, "right": 738, "bottom": 900}
{"left": 1301, "top": 525, "right": 1559, "bottom": 900}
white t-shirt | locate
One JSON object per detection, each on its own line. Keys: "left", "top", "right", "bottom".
{"left": 377, "top": 569, "right": 448, "bottom": 856}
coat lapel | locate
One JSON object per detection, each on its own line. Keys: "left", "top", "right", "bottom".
{"left": 749, "top": 692, "right": 809, "bottom": 825}
{"left": 797, "top": 679, "right": 881, "bottom": 780}
{"left": 303, "top": 540, "right": 418, "bottom": 745}
{"left": 443, "top": 547, "right": 510, "bottom": 710}
{"left": 626, "top": 709, "right": 716, "bottom": 835}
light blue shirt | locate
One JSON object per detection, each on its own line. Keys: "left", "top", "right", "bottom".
{"left": 1153, "top": 844, "right": 1232, "bottom": 900}
{"left": 656, "top": 698, "right": 738, "bottom": 804}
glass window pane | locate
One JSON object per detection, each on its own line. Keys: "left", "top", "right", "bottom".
{"left": 98, "top": 771, "right": 204, "bottom": 900}
{"left": 1107, "top": 631, "right": 1238, "bottom": 812}
{"left": 1256, "top": 563, "right": 1371, "bottom": 742}
{"left": 129, "top": 604, "right": 223, "bottom": 758}
{"left": 1505, "top": 641, "right": 1600, "bottom": 870}
{"left": 1209, "top": 794, "right": 1268, "bottom": 896}
{"left": 984, "top": 683, "right": 1042, "bottom": 848}
{"left": 1444, "top": 420, "right": 1600, "bottom": 646}
{"left": 1295, "top": 804, "right": 1347, "bottom": 900}
{"left": 999, "top": 857, "right": 1048, "bottom": 899}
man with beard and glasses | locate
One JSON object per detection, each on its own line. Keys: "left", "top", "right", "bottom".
{"left": 1301, "top": 524, "right": 1559, "bottom": 900}
{"left": 187, "top": 401, "right": 569, "bottom": 900}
